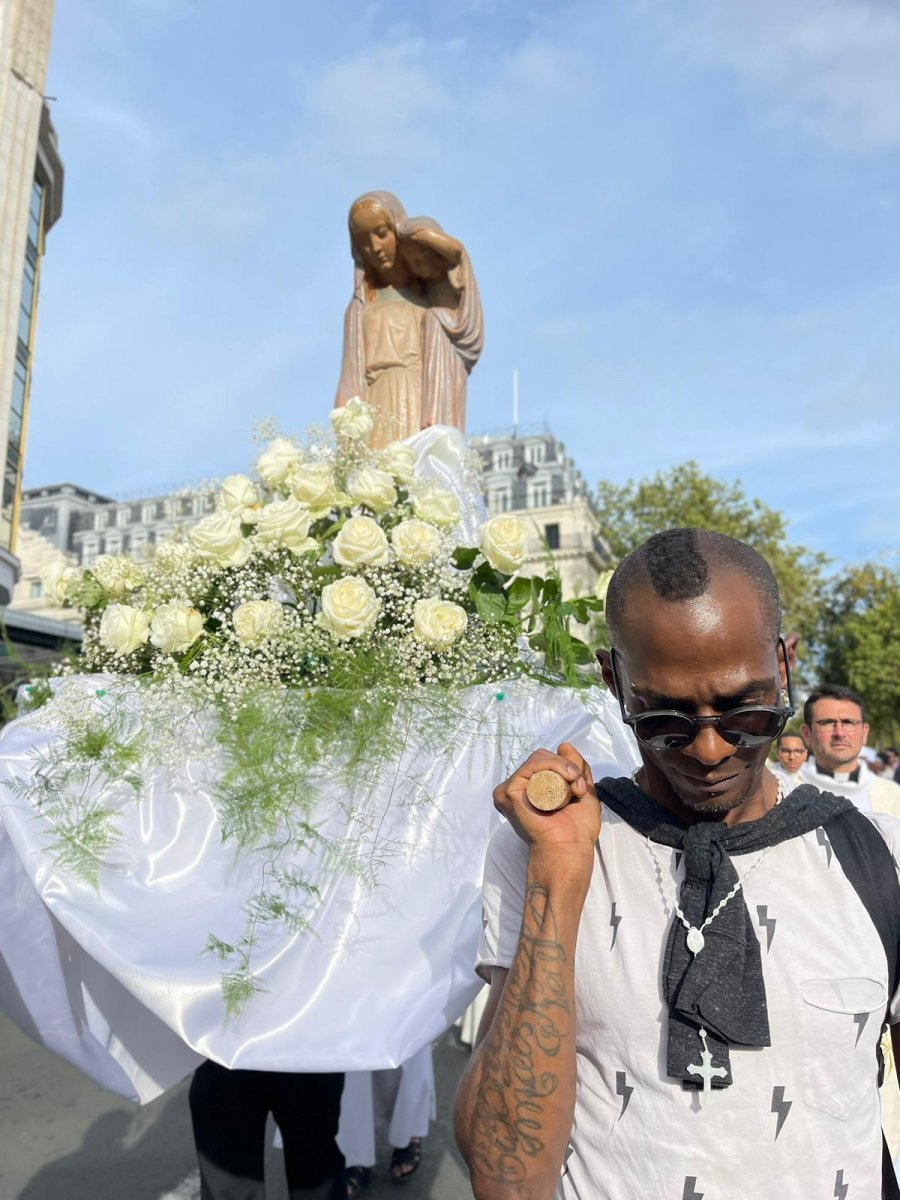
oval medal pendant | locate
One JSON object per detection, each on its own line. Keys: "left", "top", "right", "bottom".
{"left": 686, "top": 926, "right": 705, "bottom": 955}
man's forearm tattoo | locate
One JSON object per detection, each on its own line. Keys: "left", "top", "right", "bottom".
{"left": 470, "top": 884, "right": 575, "bottom": 1195}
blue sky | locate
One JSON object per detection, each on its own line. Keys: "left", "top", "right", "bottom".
{"left": 28, "top": 0, "right": 900, "bottom": 566}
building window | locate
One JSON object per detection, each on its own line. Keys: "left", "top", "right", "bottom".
{"left": 30, "top": 580, "right": 43, "bottom": 598}
{"left": 545, "top": 523, "right": 560, "bottom": 550}
{"left": 8, "top": 360, "right": 27, "bottom": 451}
{"left": 28, "top": 182, "right": 43, "bottom": 249}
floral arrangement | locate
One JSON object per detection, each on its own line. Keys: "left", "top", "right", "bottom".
{"left": 25, "top": 400, "right": 605, "bottom": 1013}
{"left": 46, "top": 397, "right": 600, "bottom": 703}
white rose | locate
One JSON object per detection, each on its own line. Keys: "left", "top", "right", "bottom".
{"left": 318, "top": 576, "right": 380, "bottom": 640}
{"left": 255, "top": 437, "right": 301, "bottom": 487}
{"left": 348, "top": 467, "right": 397, "bottom": 515}
{"left": 391, "top": 519, "right": 442, "bottom": 566}
{"left": 412, "top": 597, "right": 468, "bottom": 650}
{"left": 256, "top": 497, "right": 315, "bottom": 553}
{"left": 93, "top": 555, "right": 145, "bottom": 597}
{"left": 330, "top": 396, "right": 374, "bottom": 441}
{"left": 379, "top": 442, "right": 417, "bottom": 484}
{"left": 154, "top": 540, "right": 194, "bottom": 571}
{"left": 190, "top": 512, "right": 251, "bottom": 567}
{"left": 42, "top": 562, "right": 83, "bottom": 606}
{"left": 332, "top": 515, "right": 390, "bottom": 568}
{"left": 233, "top": 599, "right": 283, "bottom": 647}
{"left": 98, "top": 603, "right": 150, "bottom": 655}
{"left": 480, "top": 515, "right": 528, "bottom": 574}
{"left": 220, "top": 474, "right": 262, "bottom": 524}
{"left": 149, "top": 600, "right": 204, "bottom": 653}
{"left": 412, "top": 481, "right": 461, "bottom": 529}
{"left": 594, "top": 568, "right": 615, "bottom": 605}
{"left": 289, "top": 463, "right": 343, "bottom": 517}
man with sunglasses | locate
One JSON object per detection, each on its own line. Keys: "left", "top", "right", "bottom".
{"left": 455, "top": 528, "right": 900, "bottom": 1200}
{"left": 800, "top": 684, "right": 900, "bottom": 818}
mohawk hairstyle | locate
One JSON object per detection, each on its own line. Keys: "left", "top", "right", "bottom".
{"left": 605, "top": 528, "right": 782, "bottom": 644}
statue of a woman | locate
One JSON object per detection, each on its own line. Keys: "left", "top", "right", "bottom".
{"left": 335, "top": 191, "right": 483, "bottom": 448}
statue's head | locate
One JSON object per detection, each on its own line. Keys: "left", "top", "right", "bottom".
{"left": 399, "top": 216, "right": 448, "bottom": 282}
{"left": 348, "top": 191, "right": 407, "bottom": 280}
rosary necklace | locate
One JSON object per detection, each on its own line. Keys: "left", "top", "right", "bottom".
{"left": 641, "top": 773, "right": 785, "bottom": 957}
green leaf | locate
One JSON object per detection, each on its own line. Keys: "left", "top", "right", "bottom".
{"left": 470, "top": 562, "right": 505, "bottom": 590}
{"left": 569, "top": 637, "right": 594, "bottom": 665}
{"left": 505, "top": 576, "right": 532, "bottom": 614}
{"left": 451, "top": 546, "right": 480, "bottom": 570}
{"left": 467, "top": 562, "right": 508, "bottom": 625}
{"left": 472, "top": 583, "right": 507, "bottom": 626}
{"left": 568, "top": 600, "right": 590, "bottom": 625}
{"left": 542, "top": 575, "right": 562, "bottom": 604}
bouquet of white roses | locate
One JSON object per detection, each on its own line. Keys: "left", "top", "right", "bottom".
{"left": 54, "top": 398, "right": 598, "bottom": 707}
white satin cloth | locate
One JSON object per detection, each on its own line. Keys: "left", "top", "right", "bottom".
{"left": 0, "top": 425, "right": 638, "bottom": 1103}
{"left": 0, "top": 673, "right": 639, "bottom": 1104}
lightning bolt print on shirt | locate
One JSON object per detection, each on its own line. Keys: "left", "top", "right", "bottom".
{"left": 477, "top": 803, "right": 900, "bottom": 1199}
{"left": 615, "top": 1071, "right": 633, "bottom": 1120}
{"left": 609, "top": 900, "right": 622, "bottom": 950}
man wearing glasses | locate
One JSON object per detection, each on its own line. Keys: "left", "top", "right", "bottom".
{"left": 800, "top": 684, "right": 900, "bottom": 818}
{"left": 456, "top": 528, "right": 900, "bottom": 1200}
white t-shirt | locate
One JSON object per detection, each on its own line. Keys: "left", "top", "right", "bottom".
{"left": 477, "top": 785, "right": 900, "bottom": 1200}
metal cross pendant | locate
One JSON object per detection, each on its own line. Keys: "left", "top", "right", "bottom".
{"left": 687, "top": 1028, "right": 727, "bottom": 1106}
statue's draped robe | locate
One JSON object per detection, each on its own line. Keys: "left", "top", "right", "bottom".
{"left": 336, "top": 254, "right": 483, "bottom": 447}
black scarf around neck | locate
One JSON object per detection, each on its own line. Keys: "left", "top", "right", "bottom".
{"left": 595, "top": 778, "right": 854, "bottom": 1091}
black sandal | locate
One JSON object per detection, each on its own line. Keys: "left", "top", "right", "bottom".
{"left": 390, "top": 1137, "right": 422, "bottom": 1184}
{"left": 345, "top": 1165, "right": 371, "bottom": 1198}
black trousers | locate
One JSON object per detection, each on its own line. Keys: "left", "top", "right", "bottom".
{"left": 189, "top": 1061, "right": 345, "bottom": 1200}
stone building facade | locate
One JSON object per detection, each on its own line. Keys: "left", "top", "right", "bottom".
{"left": 11, "top": 480, "right": 219, "bottom": 614}
{"left": 0, "top": 0, "right": 63, "bottom": 604}
{"left": 470, "top": 426, "right": 610, "bottom": 599}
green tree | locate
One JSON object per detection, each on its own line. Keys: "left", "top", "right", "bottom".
{"left": 819, "top": 562, "right": 900, "bottom": 745}
{"left": 593, "top": 461, "right": 829, "bottom": 663}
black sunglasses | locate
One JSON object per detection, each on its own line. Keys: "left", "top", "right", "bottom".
{"left": 606, "top": 637, "right": 795, "bottom": 752}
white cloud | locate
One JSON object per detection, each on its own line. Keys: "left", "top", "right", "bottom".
{"left": 642, "top": 0, "right": 900, "bottom": 152}
{"left": 303, "top": 41, "right": 453, "bottom": 170}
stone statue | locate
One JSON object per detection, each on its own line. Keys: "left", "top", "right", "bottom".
{"left": 335, "top": 191, "right": 483, "bottom": 448}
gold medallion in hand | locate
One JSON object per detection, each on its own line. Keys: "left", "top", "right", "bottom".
{"left": 526, "top": 770, "right": 572, "bottom": 812}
